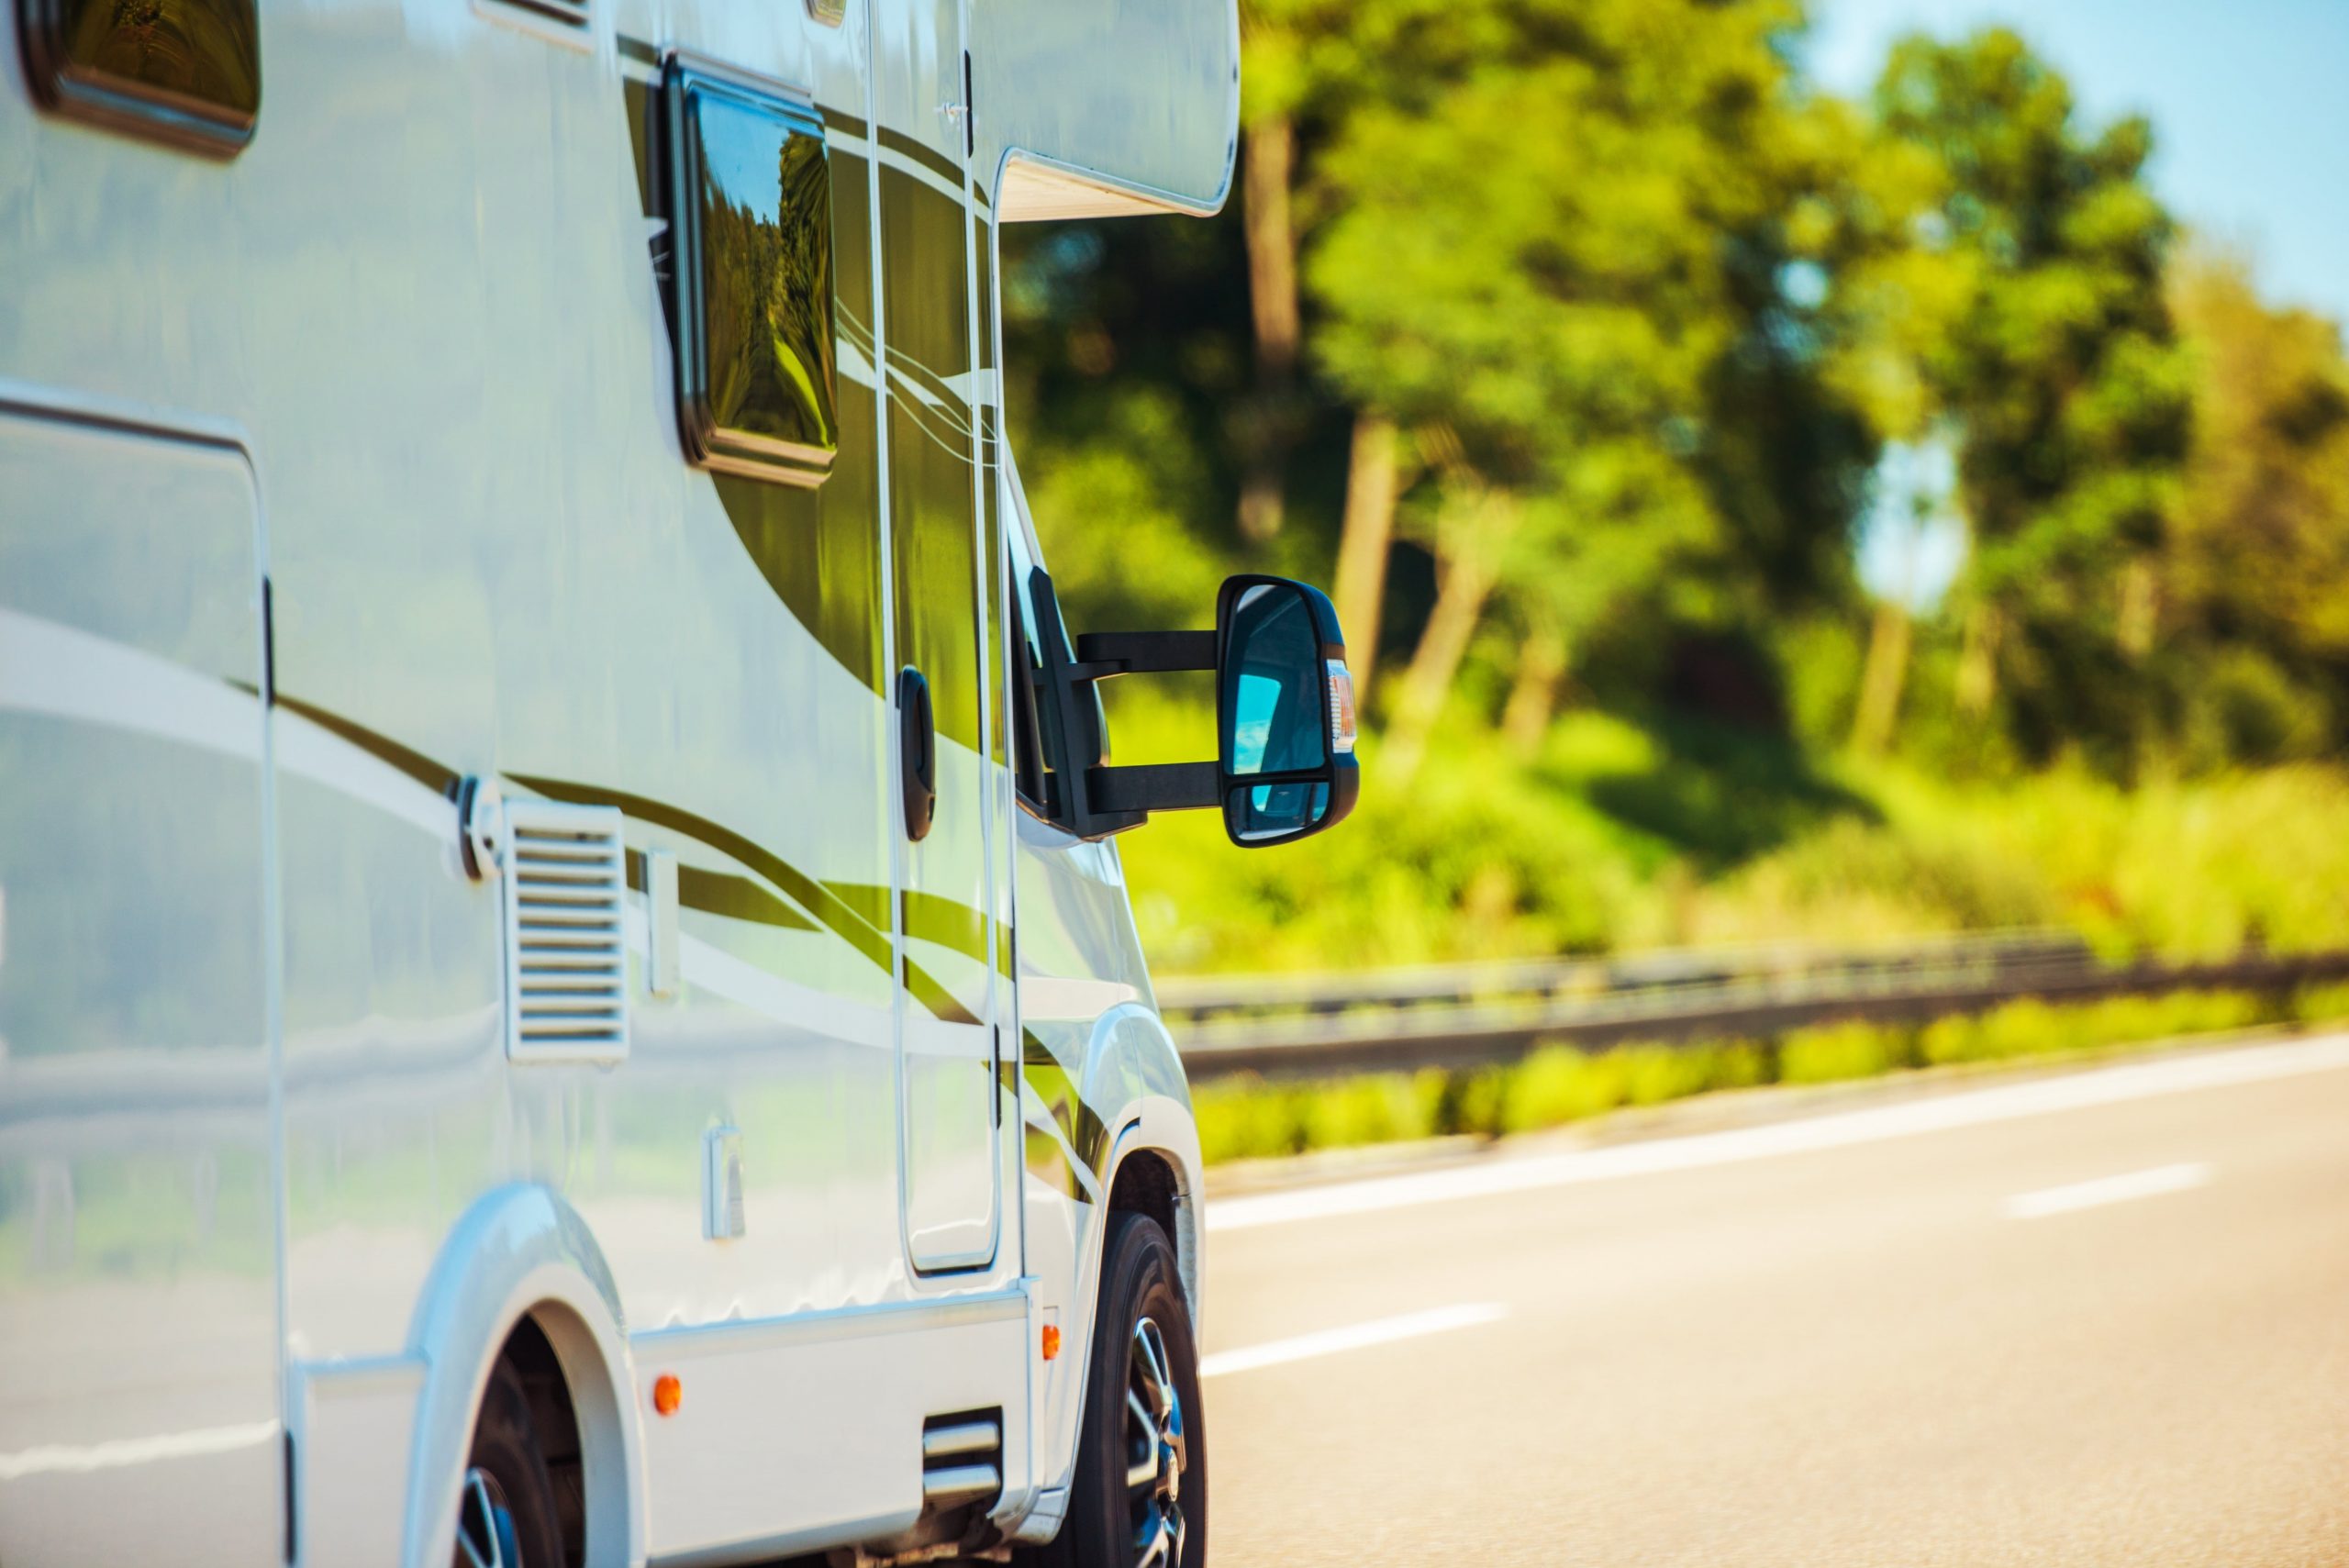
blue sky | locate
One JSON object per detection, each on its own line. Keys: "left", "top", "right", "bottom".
{"left": 1807, "top": 0, "right": 2349, "bottom": 327}
{"left": 1816, "top": 0, "right": 2349, "bottom": 608}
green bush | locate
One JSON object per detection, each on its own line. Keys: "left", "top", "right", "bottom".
{"left": 1122, "top": 685, "right": 2349, "bottom": 980}
{"left": 1781, "top": 1020, "right": 1906, "bottom": 1084}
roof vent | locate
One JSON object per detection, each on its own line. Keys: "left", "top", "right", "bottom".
{"left": 500, "top": 799, "right": 630, "bottom": 1063}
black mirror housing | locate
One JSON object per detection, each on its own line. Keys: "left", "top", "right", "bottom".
{"left": 1035, "top": 572, "right": 1360, "bottom": 846}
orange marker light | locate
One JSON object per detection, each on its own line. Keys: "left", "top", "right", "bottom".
{"left": 1040, "top": 1325, "right": 1062, "bottom": 1362}
{"left": 652, "top": 1373, "right": 683, "bottom": 1417}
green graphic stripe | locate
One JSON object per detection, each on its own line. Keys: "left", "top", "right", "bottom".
{"left": 681, "top": 863, "right": 820, "bottom": 930}
{"left": 517, "top": 773, "right": 891, "bottom": 969}
{"left": 875, "top": 124, "right": 964, "bottom": 189}
{"left": 516, "top": 773, "right": 977, "bottom": 1024}
{"left": 828, "top": 882, "right": 988, "bottom": 964}
{"left": 276, "top": 694, "right": 455, "bottom": 793}
{"left": 275, "top": 701, "right": 985, "bottom": 1016}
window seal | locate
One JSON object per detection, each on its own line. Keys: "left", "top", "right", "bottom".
{"left": 17, "top": 0, "right": 262, "bottom": 159}
{"left": 656, "top": 52, "right": 841, "bottom": 488}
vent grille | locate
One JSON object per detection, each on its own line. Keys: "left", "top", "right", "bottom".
{"left": 920, "top": 1410, "right": 1003, "bottom": 1504}
{"left": 501, "top": 799, "right": 630, "bottom": 1063}
{"left": 489, "top": 0, "right": 588, "bottom": 27}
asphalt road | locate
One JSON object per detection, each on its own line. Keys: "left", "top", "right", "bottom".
{"left": 1197, "top": 1036, "right": 2349, "bottom": 1567}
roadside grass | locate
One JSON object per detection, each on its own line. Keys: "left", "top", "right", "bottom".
{"left": 1191, "top": 981, "right": 2349, "bottom": 1165}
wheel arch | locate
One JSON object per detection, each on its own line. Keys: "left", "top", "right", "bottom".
{"left": 400, "top": 1182, "right": 646, "bottom": 1568}
{"left": 1101, "top": 1115, "right": 1205, "bottom": 1330}
{"left": 1078, "top": 1003, "right": 1206, "bottom": 1327}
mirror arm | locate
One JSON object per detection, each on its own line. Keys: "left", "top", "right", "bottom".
{"left": 1085, "top": 762, "right": 1219, "bottom": 816}
{"left": 1071, "top": 629, "right": 1217, "bottom": 676}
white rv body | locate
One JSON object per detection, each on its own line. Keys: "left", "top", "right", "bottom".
{"left": 0, "top": 0, "right": 1237, "bottom": 1562}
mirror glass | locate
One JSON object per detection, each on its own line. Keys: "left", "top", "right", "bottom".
{"left": 1226, "top": 781, "right": 1331, "bottom": 843}
{"left": 1221, "top": 584, "right": 1326, "bottom": 777}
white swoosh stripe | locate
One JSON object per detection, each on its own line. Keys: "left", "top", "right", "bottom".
{"left": 0, "top": 1419, "right": 279, "bottom": 1481}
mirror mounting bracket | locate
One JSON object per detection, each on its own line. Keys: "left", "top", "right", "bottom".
{"left": 1030, "top": 585, "right": 1223, "bottom": 840}
{"left": 1085, "top": 762, "right": 1219, "bottom": 817}
{"left": 1028, "top": 572, "right": 1355, "bottom": 846}
{"left": 1071, "top": 629, "right": 1217, "bottom": 677}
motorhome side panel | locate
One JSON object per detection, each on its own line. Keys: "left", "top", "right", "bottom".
{"left": 0, "top": 0, "right": 1037, "bottom": 1560}
{"left": 0, "top": 0, "right": 1246, "bottom": 1556}
{"left": 0, "top": 407, "right": 282, "bottom": 1563}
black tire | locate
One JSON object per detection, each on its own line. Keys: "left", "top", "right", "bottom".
{"left": 456, "top": 1360, "right": 568, "bottom": 1568}
{"left": 1028, "top": 1211, "right": 1208, "bottom": 1568}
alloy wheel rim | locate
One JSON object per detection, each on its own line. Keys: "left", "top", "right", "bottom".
{"left": 456, "top": 1466, "right": 519, "bottom": 1568}
{"left": 1124, "top": 1315, "right": 1188, "bottom": 1568}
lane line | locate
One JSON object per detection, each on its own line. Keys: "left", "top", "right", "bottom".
{"left": 1199, "top": 1303, "right": 1508, "bottom": 1379}
{"left": 0, "top": 1419, "right": 280, "bottom": 1481}
{"left": 1206, "top": 1033, "right": 2349, "bottom": 1233}
{"left": 2005, "top": 1162, "right": 2210, "bottom": 1219}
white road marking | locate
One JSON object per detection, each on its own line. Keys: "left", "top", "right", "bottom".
{"left": 0, "top": 1419, "right": 280, "bottom": 1481}
{"left": 1200, "top": 1303, "right": 1508, "bottom": 1379}
{"left": 1206, "top": 1033, "right": 2349, "bottom": 1232}
{"left": 2006, "top": 1162, "right": 2211, "bottom": 1219}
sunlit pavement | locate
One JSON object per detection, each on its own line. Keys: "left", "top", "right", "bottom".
{"left": 1198, "top": 1036, "right": 2349, "bottom": 1566}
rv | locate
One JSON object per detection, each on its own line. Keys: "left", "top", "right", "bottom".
{"left": 0, "top": 0, "right": 1358, "bottom": 1562}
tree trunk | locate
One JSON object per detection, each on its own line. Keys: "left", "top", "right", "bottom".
{"left": 1237, "top": 468, "right": 1285, "bottom": 544}
{"left": 1331, "top": 412, "right": 1400, "bottom": 701}
{"left": 1242, "top": 116, "right": 1300, "bottom": 378}
{"left": 1235, "top": 117, "right": 1301, "bottom": 544}
{"left": 1956, "top": 599, "right": 2000, "bottom": 717}
{"left": 2118, "top": 558, "right": 2158, "bottom": 659}
{"left": 1501, "top": 619, "right": 1567, "bottom": 754}
{"left": 1383, "top": 542, "right": 1498, "bottom": 785}
{"left": 1850, "top": 598, "right": 1913, "bottom": 754}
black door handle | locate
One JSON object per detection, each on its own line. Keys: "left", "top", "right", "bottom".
{"left": 898, "top": 665, "right": 936, "bottom": 842}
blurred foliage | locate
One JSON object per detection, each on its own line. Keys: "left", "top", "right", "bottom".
{"left": 1112, "top": 686, "right": 2349, "bottom": 974}
{"left": 1000, "top": 8, "right": 2349, "bottom": 975}
{"left": 1196, "top": 983, "right": 2349, "bottom": 1163}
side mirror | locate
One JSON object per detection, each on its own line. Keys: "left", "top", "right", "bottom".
{"left": 1035, "top": 572, "right": 1360, "bottom": 846}
{"left": 1216, "top": 576, "right": 1358, "bottom": 846}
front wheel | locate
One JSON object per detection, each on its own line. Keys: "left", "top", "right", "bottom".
{"left": 1030, "top": 1211, "right": 1208, "bottom": 1568}
{"left": 454, "top": 1361, "right": 567, "bottom": 1568}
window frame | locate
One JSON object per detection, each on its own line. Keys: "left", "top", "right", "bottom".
{"left": 656, "top": 53, "right": 841, "bottom": 488}
{"left": 17, "top": 0, "right": 262, "bottom": 158}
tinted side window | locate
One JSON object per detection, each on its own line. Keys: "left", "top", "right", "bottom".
{"left": 661, "top": 61, "right": 839, "bottom": 487}
{"left": 19, "top": 0, "right": 261, "bottom": 156}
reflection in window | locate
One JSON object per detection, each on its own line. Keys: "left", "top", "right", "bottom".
{"left": 20, "top": 0, "right": 262, "bottom": 155}
{"left": 665, "top": 67, "right": 839, "bottom": 486}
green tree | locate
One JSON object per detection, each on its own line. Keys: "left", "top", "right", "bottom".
{"left": 2161, "top": 250, "right": 2349, "bottom": 761}
{"left": 1306, "top": 0, "right": 1872, "bottom": 773}
{"left": 1872, "top": 28, "right": 2191, "bottom": 768}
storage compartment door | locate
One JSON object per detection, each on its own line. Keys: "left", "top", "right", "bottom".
{"left": 0, "top": 406, "right": 281, "bottom": 1565}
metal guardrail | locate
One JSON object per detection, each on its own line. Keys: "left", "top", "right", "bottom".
{"left": 1164, "top": 931, "right": 2349, "bottom": 1082}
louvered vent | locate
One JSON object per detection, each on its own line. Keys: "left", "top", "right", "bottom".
{"left": 500, "top": 799, "right": 630, "bottom": 1063}
{"left": 489, "top": 0, "right": 589, "bottom": 28}
{"left": 920, "top": 1410, "right": 1003, "bottom": 1505}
